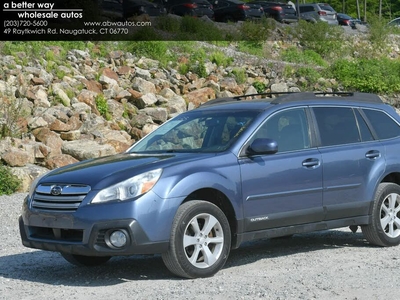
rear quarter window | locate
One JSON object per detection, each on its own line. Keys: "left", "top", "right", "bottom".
{"left": 362, "top": 109, "right": 400, "bottom": 139}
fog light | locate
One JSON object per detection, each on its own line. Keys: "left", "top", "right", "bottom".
{"left": 109, "top": 230, "right": 127, "bottom": 248}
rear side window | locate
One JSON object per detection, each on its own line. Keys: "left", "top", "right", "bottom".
{"left": 299, "top": 6, "right": 314, "bottom": 13}
{"left": 362, "top": 109, "right": 400, "bottom": 139}
{"left": 313, "top": 107, "right": 360, "bottom": 146}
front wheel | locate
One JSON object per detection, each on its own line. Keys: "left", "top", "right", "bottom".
{"left": 162, "top": 200, "right": 231, "bottom": 278}
{"left": 361, "top": 183, "right": 400, "bottom": 246}
{"left": 60, "top": 253, "right": 111, "bottom": 266}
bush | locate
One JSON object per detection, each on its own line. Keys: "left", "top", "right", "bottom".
{"left": 95, "top": 94, "right": 111, "bottom": 120}
{"left": 129, "top": 40, "right": 168, "bottom": 60}
{"left": 0, "top": 93, "right": 29, "bottom": 139}
{"left": 367, "top": 16, "right": 390, "bottom": 51}
{"left": 209, "top": 51, "right": 233, "bottom": 67}
{"left": 240, "top": 18, "right": 275, "bottom": 44}
{"left": 329, "top": 58, "right": 400, "bottom": 93}
{"left": 281, "top": 47, "right": 328, "bottom": 67}
{"left": 295, "top": 20, "right": 343, "bottom": 59}
{"left": 232, "top": 68, "right": 246, "bottom": 84}
{"left": 252, "top": 81, "right": 266, "bottom": 93}
{"left": 0, "top": 165, "right": 20, "bottom": 195}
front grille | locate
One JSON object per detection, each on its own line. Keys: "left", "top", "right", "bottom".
{"left": 30, "top": 226, "right": 83, "bottom": 242}
{"left": 32, "top": 184, "right": 91, "bottom": 212}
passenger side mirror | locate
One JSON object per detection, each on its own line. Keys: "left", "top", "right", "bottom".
{"left": 246, "top": 138, "right": 278, "bottom": 156}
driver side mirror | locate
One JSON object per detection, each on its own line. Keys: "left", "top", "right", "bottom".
{"left": 246, "top": 138, "right": 278, "bottom": 156}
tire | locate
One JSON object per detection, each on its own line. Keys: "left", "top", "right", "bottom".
{"left": 60, "top": 253, "right": 111, "bottom": 266}
{"left": 361, "top": 183, "right": 400, "bottom": 247}
{"left": 162, "top": 200, "right": 231, "bottom": 278}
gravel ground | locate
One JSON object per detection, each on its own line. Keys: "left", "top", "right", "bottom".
{"left": 1, "top": 193, "right": 399, "bottom": 300}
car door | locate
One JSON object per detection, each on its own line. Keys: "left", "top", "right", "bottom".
{"left": 240, "top": 107, "right": 323, "bottom": 232}
{"left": 312, "top": 106, "right": 385, "bottom": 220}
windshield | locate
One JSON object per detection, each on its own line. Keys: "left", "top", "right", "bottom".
{"left": 129, "top": 110, "right": 259, "bottom": 153}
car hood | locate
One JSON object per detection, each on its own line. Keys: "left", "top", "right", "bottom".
{"left": 39, "top": 152, "right": 214, "bottom": 189}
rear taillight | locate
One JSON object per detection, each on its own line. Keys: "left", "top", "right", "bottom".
{"left": 344, "top": 20, "right": 350, "bottom": 25}
{"left": 271, "top": 6, "right": 283, "bottom": 11}
{"left": 184, "top": 3, "right": 198, "bottom": 9}
{"left": 237, "top": 4, "right": 250, "bottom": 10}
{"left": 318, "top": 11, "right": 327, "bottom": 16}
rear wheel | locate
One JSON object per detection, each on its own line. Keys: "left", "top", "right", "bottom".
{"left": 162, "top": 200, "right": 231, "bottom": 278}
{"left": 60, "top": 253, "right": 111, "bottom": 266}
{"left": 361, "top": 183, "right": 400, "bottom": 246}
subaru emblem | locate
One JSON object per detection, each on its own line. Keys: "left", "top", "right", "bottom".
{"left": 50, "top": 185, "right": 63, "bottom": 196}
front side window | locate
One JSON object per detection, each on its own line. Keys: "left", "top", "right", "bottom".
{"left": 313, "top": 107, "right": 360, "bottom": 146}
{"left": 362, "top": 109, "right": 400, "bottom": 140}
{"left": 130, "top": 110, "right": 259, "bottom": 153}
{"left": 252, "top": 108, "right": 311, "bottom": 152}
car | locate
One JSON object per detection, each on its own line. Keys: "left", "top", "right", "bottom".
{"left": 336, "top": 13, "right": 356, "bottom": 29}
{"left": 298, "top": 2, "right": 338, "bottom": 25}
{"left": 213, "top": 0, "right": 264, "bottom": 22}
{"left": 163, "top": 0, "right": 214, "bottom": 19}
{"left": 19, "top": 91, "right": 400, "bottom": 278}
{"left": 248, "top": 1, "right": 298, "bottom": 23}
{"left": 388, "top": 17, "right": 400, "bottom": 27}
{"left": 99, "top": 0, "right": 166, "bottom": 20}
{"left": 122, "top": 0, "right": 167, "bottom": 19}
{"left": 99, "top": 0, "right": 124, "bottom": 20}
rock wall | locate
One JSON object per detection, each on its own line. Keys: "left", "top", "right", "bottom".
{"left": 0, "top": 41, "right": 399, "bottom": 192}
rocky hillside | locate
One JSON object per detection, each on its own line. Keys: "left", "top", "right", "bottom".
{"left": 0, "top": 39, "right": 399, "bottom": 192}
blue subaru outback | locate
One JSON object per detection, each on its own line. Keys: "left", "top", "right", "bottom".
{"left": 19, "top": 92, "right": 400, "bottom": 278}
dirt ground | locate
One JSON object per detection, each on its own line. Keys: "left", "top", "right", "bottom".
{"left": 1, "top": 193, "right": 399, "bottom": 300}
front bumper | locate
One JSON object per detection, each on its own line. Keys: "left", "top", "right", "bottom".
{"left": 19, "top": 216, "right": 169, "bottom": 256}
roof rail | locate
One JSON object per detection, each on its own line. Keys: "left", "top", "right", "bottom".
{"left": 201, "top": 91, "right": 383, "bottom": 106}
{"left": 200, "top": 92, "right": 298, "bottom": 107}
{"left": 270, "top": 92, "right": 383, "bottom": 104}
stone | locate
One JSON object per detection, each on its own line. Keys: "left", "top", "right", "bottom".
{"left": 44, "top": 154, "right": 79, "bottom": 170}
{"left": 61, "top": 140, "right": 116, "bottom": 161}
{"left": 185, "top": 87, "right": 216, "bottom": 107}
{"left": 132, "top": 77, "right": 156, "bottom": 94}
{"left": 2, "top": 148, "right": 32, "bottom": 167}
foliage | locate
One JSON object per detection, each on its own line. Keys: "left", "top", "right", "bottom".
{"left": 329, "top": 58, "right": 400, "bottom": 93}
{"left": 129, "top": 40, "right": 168, "bottom": 61}
{"left": 232, "top": 68, "right": 246, "bottom": 84}
{"left": 367, "top": 16, "right": 390, "bottom": 51}
{"left": 209, "top": 51, "right": 233, "bottom": 67}
{"left": 178, "top": 16, "right": 225, "bottom": 41}
{"left": 252, "top": 81, "right": 267, "bottom": 93}
{"left": 239, "top": 18, "right": 275, "bottom": 45}
{"left": 0, "top": 165, "right": 20, "bottom": 195}
{"left": 281, "top": 47, "right": 328, "bottom": 67}
{"left": 295, "top": 20, "right": 343, "bottom": 59}
{"left": 95, "top": 94, "right": 111, "bottom": 120}
{"left": 155, "top": 15, "right": 226, "bottom": 41}
{"left": 236, "top": 41, "right": 264, "bottom": 57}
{"left": 0, "top": 92, "right": 29, "bottom": 139}
{"left": 177, "top": 48, "right": 208, "bottom": 77}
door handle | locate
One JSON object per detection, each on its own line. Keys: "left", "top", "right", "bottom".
{"left": 365, "top": 150, "right": 381, "bottom": 159}
{"left": 302, "top": 158, "right": 320, "bottom": 168}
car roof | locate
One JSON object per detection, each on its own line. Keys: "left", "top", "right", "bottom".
{"left": 197, "top": 92, "right": 384, "bottom": 111}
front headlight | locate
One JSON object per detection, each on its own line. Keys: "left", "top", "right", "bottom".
{"left": 91, "top": 169, "right": 162, "bottom": 204}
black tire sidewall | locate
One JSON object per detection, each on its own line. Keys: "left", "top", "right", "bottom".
{"left": 172, "top": 201, "right": 231, "bottom": 278}
{"left": 373, "top": 183, "right": 400, "bottom": 246}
